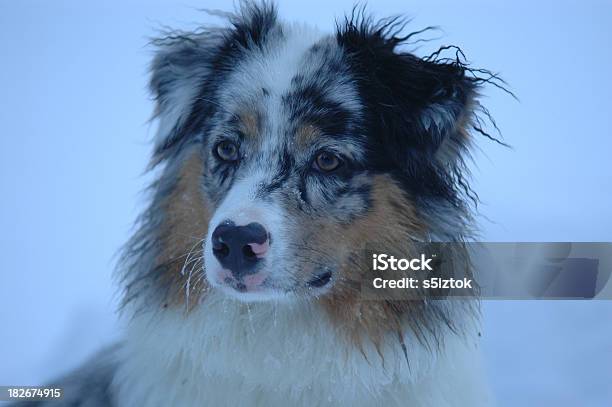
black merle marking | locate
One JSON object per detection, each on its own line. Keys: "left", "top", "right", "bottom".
{"left": 336, "top": 7, "right": 510, "bottom": 216}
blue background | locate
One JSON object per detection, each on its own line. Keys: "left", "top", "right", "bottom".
{"left": 1, "top": 1, "right": 611, "bottom": 405}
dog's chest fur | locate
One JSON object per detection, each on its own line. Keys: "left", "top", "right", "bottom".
{"left": 112, "top": 292, "right": 491, "bottom": 407}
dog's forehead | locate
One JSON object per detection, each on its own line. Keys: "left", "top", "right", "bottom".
{"left": 217, "top": 25, "right": 364, "bottom": 158}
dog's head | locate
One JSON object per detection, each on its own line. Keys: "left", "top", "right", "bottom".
{"left": 121, "top": 2, "right": 503, "bottom": 339}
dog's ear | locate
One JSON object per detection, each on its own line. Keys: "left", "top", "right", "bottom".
{"left": 149, "top": 34, "right": 218, "bottom": 161}
{"left": 149, "top": 2, "right": 279, "bottom": 163}
{"left": 336, "top": 16, "right": 481, "bottom": 169}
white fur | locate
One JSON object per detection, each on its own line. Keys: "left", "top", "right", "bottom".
{"left": 113, "top": 291, "right": 492, "bottom": 406}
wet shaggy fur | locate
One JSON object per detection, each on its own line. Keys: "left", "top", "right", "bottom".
{"left": 27, "top": 2, "right": 510, "bottom": 406}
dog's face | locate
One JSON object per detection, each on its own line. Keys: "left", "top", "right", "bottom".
{"left": 199, "top": 32, "right": 373, "bottom": 301}
{"left": 133, "top": 3, "right": 493, "bottom": 311}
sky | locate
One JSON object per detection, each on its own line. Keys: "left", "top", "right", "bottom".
{"left": 0, "top": 1, "right": 611, "bottom": 405}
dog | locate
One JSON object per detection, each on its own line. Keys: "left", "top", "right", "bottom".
{"left": 27, "top": 2, "right": 508, "bottom": 405}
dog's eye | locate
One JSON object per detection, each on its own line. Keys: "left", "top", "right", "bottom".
{"left": 313, "top": 151, "right": 342, "bottom": 173}
{"left": 215, "top": 140, "right": 239, "bottom": 162}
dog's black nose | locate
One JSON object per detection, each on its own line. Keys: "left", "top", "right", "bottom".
{"left": 211, "top": 221, "right": 269, "bottom": 279}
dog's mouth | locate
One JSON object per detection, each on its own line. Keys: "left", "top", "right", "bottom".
{"left": 207, "top": 265, "right": 336, "bottom": 302}
{"left": 219, "top": 269, "right": 334, "bottom": 295}
{"left": 205, "top": 234, "right": 338, "bottom": 300}
{"left": 224, "top": 276, "right": 268, "bottom": 293}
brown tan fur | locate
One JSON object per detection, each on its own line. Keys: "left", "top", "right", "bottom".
{"left": 329, "top": 177, "right": 431, "bottom": 351}
{"left": 157, "top": 149, "right": 211, "bottom": 309}
{"left": 237, "top": 110, "right": 261, "bottom": 140}
{"left": 290, "top": 175, "right": 434, "bottom": 352}
{"left": 295, "top": 123, "right": 322, "bottom": 149}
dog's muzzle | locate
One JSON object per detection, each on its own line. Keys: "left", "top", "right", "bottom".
{"left": 211, "top": 221, "right": 270, "bottom": 281}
